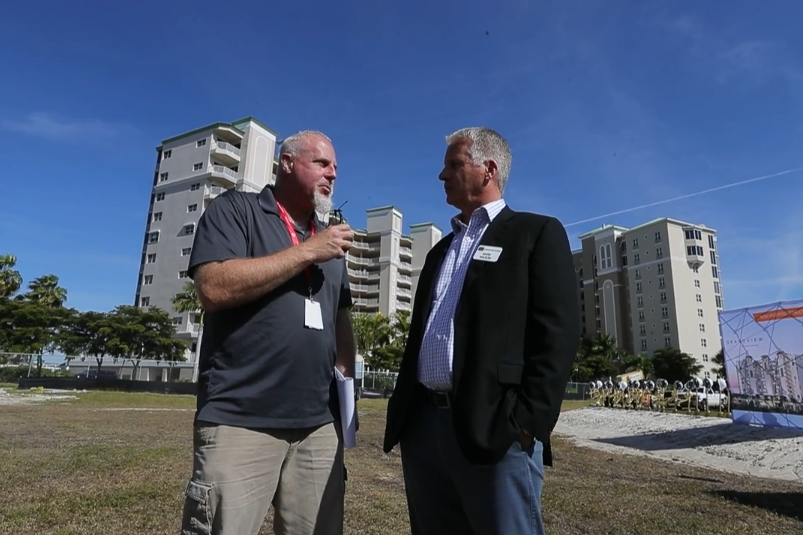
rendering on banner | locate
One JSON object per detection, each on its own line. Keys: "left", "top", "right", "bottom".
{"left": 719, "top": 298, "right": 803, "bottom": 429}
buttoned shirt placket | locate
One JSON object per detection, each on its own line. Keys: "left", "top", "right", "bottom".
{"left": 417, "top": 199, "right": 506, "bottom": 392}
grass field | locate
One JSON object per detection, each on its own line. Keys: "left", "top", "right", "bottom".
{"left": 0, "top": 389, "right": 801, "bottom": 534}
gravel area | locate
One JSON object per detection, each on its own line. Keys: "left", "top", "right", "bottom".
{"left": 0, "top": 388, "right": 78, "bottom": 405}
{"left": 554, "top": 407, "right": 803, "bottom": 483}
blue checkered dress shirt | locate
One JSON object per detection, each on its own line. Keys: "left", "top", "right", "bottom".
{"left": 417, "top": 199, "right": 507, "bottom": 391}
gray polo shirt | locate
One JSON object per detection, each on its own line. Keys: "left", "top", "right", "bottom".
{"left": 188, "top": 186, "right": 351, "bottom": 429}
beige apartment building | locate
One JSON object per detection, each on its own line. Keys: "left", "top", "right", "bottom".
{"left": 134, "top": 117, "right": 441, "bottom": 359}
{"left": 347, "top": 206, "right": 442, "bottom": 316}
{"left": 573, "top": 217, "right": 724, "bottom": 378}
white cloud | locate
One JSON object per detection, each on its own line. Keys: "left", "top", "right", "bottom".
{"left": 0, "top": 112, "right": 133, "bottom": 140}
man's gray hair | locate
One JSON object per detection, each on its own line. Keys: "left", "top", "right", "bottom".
{"left": 279, "top": 130, "right": 332, "bottom": 157}
{"left": 445, "top": 127, "right": 512, "bottom": 193}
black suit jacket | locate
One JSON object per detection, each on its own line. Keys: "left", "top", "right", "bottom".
{"left": 383, "top": 206, "right": 580, "bottom": 466}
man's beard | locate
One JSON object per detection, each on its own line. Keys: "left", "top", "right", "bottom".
{"left": 313, "top": 189, "right": 333, "bottom": 218}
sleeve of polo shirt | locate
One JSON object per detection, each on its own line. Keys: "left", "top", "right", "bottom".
{"left": 338, "top": 258, "right": 353, "bottom": 309}
{"left": 187, "top": 192, "right": 248, "bottom": 279}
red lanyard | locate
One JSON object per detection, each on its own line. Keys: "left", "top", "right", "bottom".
{"left": 276, "top": 201, "right": 316, "bottom": 291}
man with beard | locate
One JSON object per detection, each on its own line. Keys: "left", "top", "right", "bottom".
{"left": 180, "top": 130, "right": 356, "bottom": 535}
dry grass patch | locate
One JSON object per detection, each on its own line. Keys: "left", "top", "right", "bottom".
{"left": 0, "top": 394, "right": 800, "bottom": 534}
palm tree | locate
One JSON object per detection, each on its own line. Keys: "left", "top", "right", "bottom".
{"left": 24, "top": 274, "right": 67, "bottom": 307}
{"left": 350, "top": 312, "right": 392, "bottom": 368}
{"left": 0, "top": 254, "right": 23, "bottom": 299}
{"left": 171, "top": 281, "right": 204, "bottom": 383}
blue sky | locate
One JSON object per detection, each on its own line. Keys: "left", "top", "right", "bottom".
{"left": 2, "top": 0, "right": 803, "bottom": 313}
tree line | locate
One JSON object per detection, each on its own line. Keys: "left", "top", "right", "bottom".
{"left": 0, "top": 254, "right": 187, "bottom": 377}
{"left": 574, "top": 333, "right": 726, "bottom": 383}
{"left": 2, "top": 252, "right": 726, "bottom": 384}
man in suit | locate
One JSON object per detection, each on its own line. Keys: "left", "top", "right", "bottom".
{"left": 383, "top": 127, "right": 579, "bottom": 535}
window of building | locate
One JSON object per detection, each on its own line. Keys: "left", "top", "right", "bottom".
{"left": 704, "top": 371, "right": 710, "bottom": 378}
{"left": 148, "top": 231, "right": 159, "bottom": 243}
{"left": 661, "top": 306, "right": 669, "bottom": 318}
{"left": 638, "top": 310, "right": 645, "bottom": 321}
{"left": 716, "top": 295, "right": 723, "bottom": 308}
{"left": 655, "top": 231, "right": 662, "bottom": 242}
{"left": 140, "top": 296, "right": 150, "bottom": 307}
{"left": 641, "top": 339, "right": 648, "bottom": 350}
{"left": 190, "top": 183, "right": 201, "bottom": 191}
{"left": 163, "top": 150, "right": 172, "bottom": 159}
{"left": 699, "top": 323, "right": 705, "bottom": 332}
{"left": 197, "top": 139, "right": 207, "bottom": 147}
{"left": 152, "top": 212, "right": 162, "bottom": 222}
{"left": 702, "top": 354, "right": 709, "bottom": 362}
{"left": 156, "top": 192, "right": 165, "bottom": 201}
{"left": 657, "top": 263, "right": 664, "bottom": 274}
{"left": 701, "top": 338, "right": 707, "bottom": 347}
{"left": 656, "top": 247, "right": 663, "bottom": 258}
{"left": 712, "top": 266, "right": 719, "bottom": 278}
{"left": 634, "top": 253, "right": 640, "bottom": 264}
{"left": 188, "top": 204, "right": 198, "bottom": 212}
{"left": 636, "top": 282, "right": 642, "bottom": 293}
{"left": 193, "top": 162, "right": 203, "bottom": 171}
{"left": 632, "top": 238, "right": 639, "bottom": 249}
{"left": 143, "top": 275, "right": 153, "bottom": 285}
{"left": 173, "top": 317, "right": 183, "bottom": 325}
{"left": 714, "top": 281, "right": 721, "bottom": 294}
{"left": 708, "top": 235, "right": 715, "bottom": 249}
{"left": 694, "top": 280, "right": 700, "bottom": 288}
{"left": 637, "top": 296, "right": 644, "bottom": 308}
{"left": 696, "top": 294, "right": 702, "bottom": 302}
{"left": 660, "top": 292, "right": 667, "bottom": 303}
{"left": 179, "top": 271, "right": 188, "bottom": 278}
{"left": 663, "top": 321, "right": 670, "bottom": 333}
{"left": 710, "top": 250, "right": 717, "bottom": 265}
{"left": 146, "top": 253, "right": 156, "bottom": 264}
{"left": 160, "top": 172, "right": 168, "bottom": 182}
{"left": 658, "top": 277, "right": 665, "bottom": 288}
{"left": 182, "top": 247, "right": 192, "bottom": 256}
{"left": 664, "top": 337, "right": 671, "bottom": 347}
{"left": 184, "top": 224, "right": 195, "bottom": 235}
{"left": 698, "top": 308, "right": 704, "bottom": 317}
{"left": 640, "top": 325, "right": 646, "bottom": 335}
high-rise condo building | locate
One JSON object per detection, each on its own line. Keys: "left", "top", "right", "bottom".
{"left": 573, "top": 217, "right": 724, "bottom": 378}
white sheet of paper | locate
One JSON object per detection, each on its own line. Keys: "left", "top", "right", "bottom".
{"left": 473, "top": 245, "right": 503, "bottom": 262}
{"left": 304, "top": 299, "right": 324, "bottom": 330}
{"left": 334, "top": 367, "right": 357, "bottom": 448}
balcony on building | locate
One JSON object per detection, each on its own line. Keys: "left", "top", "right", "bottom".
{"left": 204, "top": 185, "right": 227, "bottom": 201}
{"left": 208, "top": 164, "right": 239, "bottom": 187}
{"left": 397, "top": 274, "right": 412, "bottom": 287}
{"left": 348, "top": 268, "right": 380, "bottom": 282}
{"left": 353, "top": 297, "right": 380, "bottom": 311}
{"left": 351, "top": 283, "right": 380, "bottom": 295}
{"left": 211, "top": 140, "right": 241, "bottom": 166}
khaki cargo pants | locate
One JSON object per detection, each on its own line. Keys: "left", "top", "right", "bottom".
{"left": 180, "top": 422, "right": 344, "bottom": 535}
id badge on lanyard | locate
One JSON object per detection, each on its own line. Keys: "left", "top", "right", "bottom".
{"left": 277, "top": 202, "right": 324, "bottom": 331}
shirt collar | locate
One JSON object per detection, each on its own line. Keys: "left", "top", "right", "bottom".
{"left": 450, "top": 198, "right": 507, "bottom": 234}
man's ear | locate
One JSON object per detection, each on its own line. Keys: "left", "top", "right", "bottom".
{"left": 280, "top": 153, "right": 293, "bottom": 174}
{"left": 484, "top": 159, "right": 498, "bottom": 185}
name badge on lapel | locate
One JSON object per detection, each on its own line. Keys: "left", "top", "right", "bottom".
{"left": 473, "top": 245, "right": 503, "bottom": 262}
